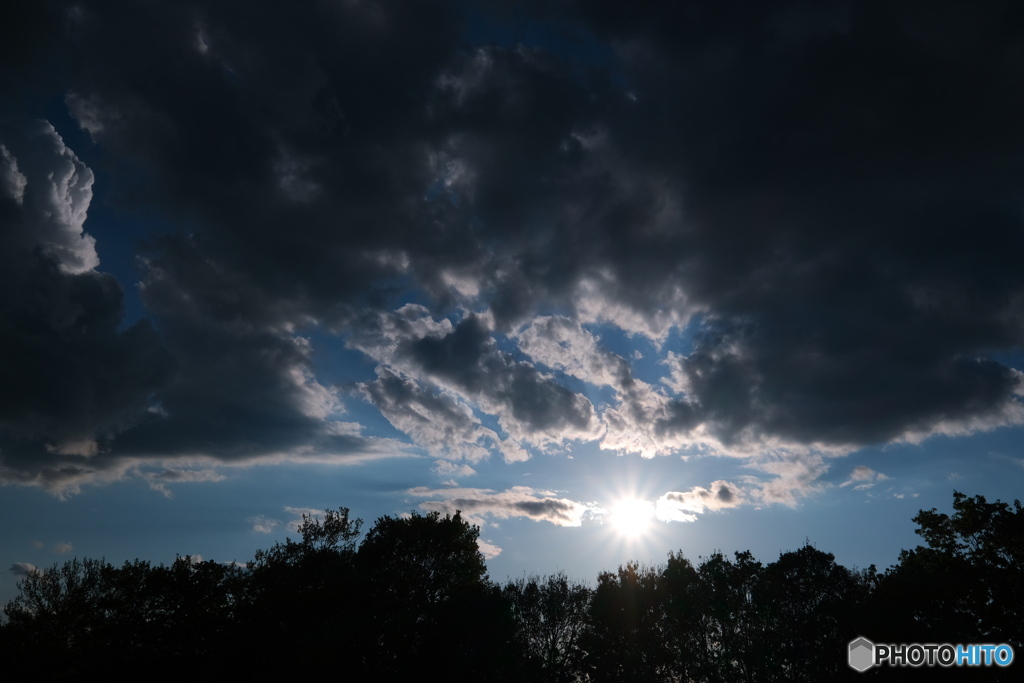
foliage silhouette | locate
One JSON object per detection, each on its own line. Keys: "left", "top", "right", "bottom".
{"left": 2, "top": 491, "right": 1019, "bottom": 681}
{"left": 355, "top": 509, "right": 519, "bottom": 680}
{"left": 237, "top": 507, "right": 363, "bottom": 676}
{"left": 504, "top": 571, "right": 591, "bottom": 682}
{"left": 867, "top": 492, "right": 1022, "bottom": 681}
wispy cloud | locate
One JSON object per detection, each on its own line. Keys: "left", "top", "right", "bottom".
{"left": 409, "top": 486, "right": 598, "bottom": 527}
{"left": 749, "top": 452, "right": 831, "bottom": 507}
{"left": 144, "top": 468, "right": 226, "bottom": 498}
{"left": 840, "top": 466, "right": 889, "bottom": 490}
{"left": 248, "top": 516, "right": 280, "bottom": 534}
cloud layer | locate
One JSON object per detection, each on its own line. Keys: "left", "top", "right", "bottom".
{"left": 2, "top": 1, "right": 1024, "bottom": 497}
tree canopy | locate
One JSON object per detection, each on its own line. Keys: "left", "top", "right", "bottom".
{"left": 2, "top": 491, "right": 1020, "bottom": 681}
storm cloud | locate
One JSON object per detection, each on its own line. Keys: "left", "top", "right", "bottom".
{"left": 3, "top": 0, "right": 1024, "bottom": 494}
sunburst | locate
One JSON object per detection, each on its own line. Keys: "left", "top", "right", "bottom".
{"left": 608, "top": 497, "right": 656, "bottom": 539}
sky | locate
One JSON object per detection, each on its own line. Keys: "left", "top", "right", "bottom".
{"left": 3, "top": 0, "right": 1024, "bottom": 603}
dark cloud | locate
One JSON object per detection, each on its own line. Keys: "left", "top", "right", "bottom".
{"left": 567, "top": 0, "right": 1024, "bottom": 447}
{"left": 399, "top": 315, "right": 599, "bottom": 443}
{"left": 349, "top": 309, "right": 600, "bottom": 457}
{"left": 52, "top": 0, "right": 476, "bottom": 325}
{"left": 9, "top": 562, "right": 38, "bottom": 578}
{"left": 0, "top": 120, "right": 174, "bottom": 476}
{"left": 3, "top": 0, "right": 1024, "bottom": 492}
{"left": 0, "top": 122, "right": 406, "bottom": 492}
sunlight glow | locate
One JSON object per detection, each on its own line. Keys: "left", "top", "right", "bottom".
{"left": 609, "top": 498, "right": 656, "bottom": 538}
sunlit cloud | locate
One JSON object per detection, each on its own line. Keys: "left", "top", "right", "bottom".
{"left": 409, "top": 486, "right": 598, "bottom": 527}
{"left": 656, "top": 480, "right": 746, "bottom": 522}
{"left": 432, "top": 459, "right": 477, "bottom": 479}
{"left": 477, "top": 538, "right": 503, "bottom": 559}
{"left": 750, "top": 452, "right": 831, "bottom": 507}
{"left": 840, "top": 466, "right": 889, "bottom": 490}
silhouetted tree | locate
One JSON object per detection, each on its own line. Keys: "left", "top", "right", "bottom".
{"left": 355, "top": 509, "right": 515, "bottom": 681}
{"left": 696, "top": 550, "right": 763, "bottom": 681}
{"left": 3, "top": 557, "right": 109, "bottom": 678}
{"left": 757, "top": 545, "right": 867, "bottom": 682}
{"left": 3, "top": 555, "right": 240, "bottom": 677}
{"left": 237, "top": 507, "right": 363, "bottom": 676}
{"left": 586, "top": 561, "right": 671, "bottom": 682}
{"left": 870, "top": 492, "right": 1023, "bottom": 682}
{"left": 3, "top": 492, "right": 1017, "bottom": 682}
{"left": 504, "top": 571, "right": 592, "bottom": 682}
{"left": 661, "top": 551, "right": 717, "bottom": 682}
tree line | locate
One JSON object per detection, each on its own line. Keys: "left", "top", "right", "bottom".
{"left": 1, "top": 491, "right": 1020, "bottom": 681}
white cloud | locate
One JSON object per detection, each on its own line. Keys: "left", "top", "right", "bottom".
{"left": 408, "top": 485, "right": 598, "bottom": 527}
{"left": 248, "top": 515, "right": 280, "bottom": 534}
{"left": 287, "top": 337, "right": 345, "bottom": 420}
{"left": 498, "top": 438, "right": 530, "bottom": 463}
{"left": 574, "top": 276, "right": 696, "bottom": 343}
{"left": 840, "top": 465, "right": 889, "bottom": 490}
{"left": 2, "top": 120, "right": 99, "bottom": 274}
{"left": 359, "top": 366, "right": 499, "bottom": 463}
{"left": 514, "top": 316, "right": 712, "bottom": 459}
{"left": 516, "top": 315, "right": 625, "bottom": 387}
{"left": 656, "top": 480, "right": 746, "bottom": 522}
{"left": 432, "top": 459, "right": 477, "bottom": 479}
{"left": 660, "top": 351, "right": 691, "bottom": 395}
{"left": 52, "top": 542, "right": 73, "bottom": 555}
{"left": 599, "top": 378, "right": 697, "bottom": 458}
{"left": 749, "top": 451, "right": 830, "bottom": 506}
{"left": 477, "top": 538, "right": 502, "bottom": 559}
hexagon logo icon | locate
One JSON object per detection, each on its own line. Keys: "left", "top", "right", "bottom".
{"left": 849, "top": 637, "right": 874, "bottom": 672}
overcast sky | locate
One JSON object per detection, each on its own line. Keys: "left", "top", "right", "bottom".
{"left": 3, "top": 0, "right": 1024, "bottom": 599}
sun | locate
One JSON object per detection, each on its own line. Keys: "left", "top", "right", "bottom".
{"left": 608, "top": 498, "right": 656, "bottom": 539}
